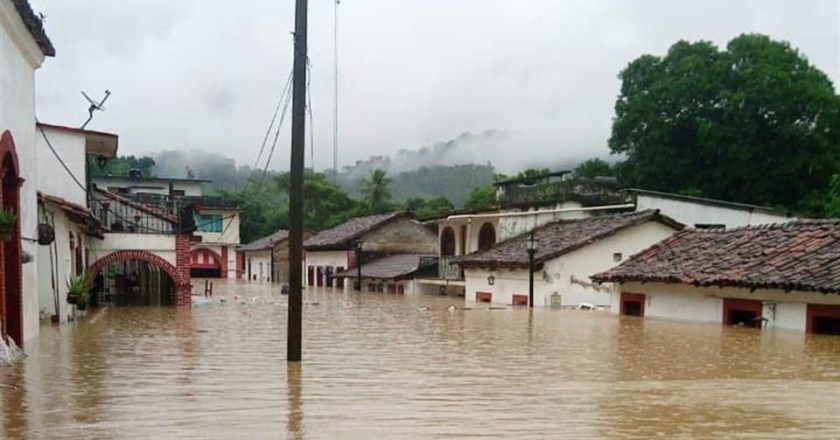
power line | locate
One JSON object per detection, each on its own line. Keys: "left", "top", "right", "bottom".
{"left": 249, "top": 69, "right": 294, "bottom": 188}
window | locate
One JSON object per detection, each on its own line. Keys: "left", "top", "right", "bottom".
{"left": 441, "top": 227, "right": 456, "bottom": 256}
{"left": 478, "top": 223, "right": 496, "bottom": 251}
{"left": 197, "top": 214, "right": 223, "bottom": 232}
{"left": 613, "top": 252, "right": 623, "bottom": 262}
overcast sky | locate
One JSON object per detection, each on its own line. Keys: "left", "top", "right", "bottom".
{"left": 30, "top": 0, "right": 840, "bottom": 173}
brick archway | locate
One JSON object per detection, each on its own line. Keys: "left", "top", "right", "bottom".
{"left": 0, "top": 131, "right": 23, "bottom": 348}
{"left": 87, "top": 250, "right": 191, "bottom": 305}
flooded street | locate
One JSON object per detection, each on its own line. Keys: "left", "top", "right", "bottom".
{"left": 2, "top": 280, "right": 839, "bottom": 439}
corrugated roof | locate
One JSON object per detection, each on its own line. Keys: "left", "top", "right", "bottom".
{"left": 11, "top": 0, "right": 55, "bottom": 56}
{"left": 304, "top": 211, "right": 410, "bottom": 251}
{"left": 239, "top": 230, "right": 289, "bottom": 252}
{"left": 459, "top": 210, "right": 682, "bottom": 269}
{"left": 334, "top": 254, "right": 435, "bottom": 280}
{"left": 591, "top": 220, "right": 840, "bottom": 294}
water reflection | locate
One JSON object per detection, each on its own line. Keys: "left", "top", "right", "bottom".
{"left": 1, "top": 279, "right": 838, "bottom": 439}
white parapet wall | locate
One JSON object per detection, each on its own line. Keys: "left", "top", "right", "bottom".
{"left": 89, "top": 233, "right": 178, "bottom": 267}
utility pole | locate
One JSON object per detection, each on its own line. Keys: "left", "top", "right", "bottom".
{"left": 287, "top": 0, "right": 308, "bottom": 363}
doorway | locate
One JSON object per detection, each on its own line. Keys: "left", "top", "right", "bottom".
{"left": 620, "top": 293, "right": 645, "bottom": 317}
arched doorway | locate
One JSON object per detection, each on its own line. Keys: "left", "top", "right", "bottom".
{"left": 87, "top": 250, "right": 190, "bottom": 306}
{"left": 0, "top": 131, "right": 23, "bottom": 348}
{"left": 440, "top": 227, "right": 456, "bottom": 256}
{"left": 478, "top": 222, "right": 496, "bottom": 251}
{"left": 189, "top": 248, "right": 222, "bottom": 278}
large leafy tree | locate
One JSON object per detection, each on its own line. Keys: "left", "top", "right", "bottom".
{"left": 404, "top": 196, "right": 454, "bottom": 220}
{"left": 277, "top": 171, "right": 364, "bottom": 231}
{"left": 573, "top": 158, "right": 614, "bottom": 178}
{"left": 609, "top": 34, "right": 840, "bottom": 213}
{"left": 360, "top": 169, "right": 393, "bottom": 214}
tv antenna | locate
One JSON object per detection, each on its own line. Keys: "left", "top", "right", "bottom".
{"left": 80, "top": 90, "right": 111, "bottom": 129}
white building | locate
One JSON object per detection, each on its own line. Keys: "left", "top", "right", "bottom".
{"left": 459, "top": 210, "right": 682, "bottom": 308}
{"left": 626, "top": 188, "right": 795, "bottom": 228}
{"left": 0, "top": 0, "right": 54, "bottom": 349}
{"left": 592, "top": 221, "right": 840, "bottom": 335}
{"left": 34, "top": 123, "right": 117, "bottom": 324}
{"left": 304, "top": 212, "right": 437, "bottom": 290}
{"left": 92, "top": 175, "right": 208, "bottom": 197}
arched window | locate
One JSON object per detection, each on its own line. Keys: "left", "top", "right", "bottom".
{"left": 440, "top": 227, "right": 456, "bottom": 256}
{"left": 478, "top": 222, "right": 496, "bottom": 251}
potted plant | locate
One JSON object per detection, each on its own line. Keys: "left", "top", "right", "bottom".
{"left": 0, "top": 208, "right": 17, "bottom": 242}
{"left": 67, "top": 273, "right": 94, "bottom": 311}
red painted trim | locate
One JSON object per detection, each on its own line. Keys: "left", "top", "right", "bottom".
{"left": 722, "top": 298, "right": 762, "bottom": 325}
{"left": 476, "top": 291, "right": 492, "bottom": 303}
{"left": 0, "top": 131, "right": 23, "bottom": 348}
{"left": 220, "top": 246, "right": 229, "bottom": 278}
{"left": 620, "top": 292, "right": 646, "bottom": 317}
{"left": 806, "top": 304, "right": 840, "bottom": 334}
{"left": 512, "top": 294, "right": 528, "bottom": 306}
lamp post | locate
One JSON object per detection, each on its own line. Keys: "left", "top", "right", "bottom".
{"left": 353, "top": 238, "right": 363, "bottom": 291}
{"left": 525, "top": 231, "right": 538, "bottom": 308}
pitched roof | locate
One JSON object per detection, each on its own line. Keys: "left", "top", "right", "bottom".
{"left": 591, "top": 220, "right": 840, "bottom": 294}
{"left": 38, "top": 192, "right": 103, "bottom": 238}
{"left": 239, "top": 230, "right": 289, "bottom": 252}
{"left": 304, "top": 212, "right": 411, "bottom": 251}
{"left": 459, "top": 210, "right": 682, "bottom": 269}
{"left": 334, "top": 254, "right": 436, "bottom": 280}
{"left": 11, "top": 0, "right": 55, "bottom": 56}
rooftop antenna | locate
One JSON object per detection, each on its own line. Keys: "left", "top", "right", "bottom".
{"left": 80, "top": 90, "right": 111, "bottom": 129}
{"left": 332, "top": 0, "right": 340, "bottom": 183}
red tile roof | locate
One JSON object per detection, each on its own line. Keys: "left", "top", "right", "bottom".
{"left": 239, "top": 230, "right": 289, "bottom": 252}
{"left": 304, "top": 211, "right": 411, "bottom": 251}
{"left": 334, "top": 254, "right": 436, "bottom": 280}
{"left": 11, "top": 0, "right": 55, "bottom": 56}
{"left": 37, "top": 192, "right": 103, "bottom": 237}
{"left": 459, "top": 210, "right": 682, "bottom": 269}
{"left": 592, "top": 220, "right": 840, "bottom": 294}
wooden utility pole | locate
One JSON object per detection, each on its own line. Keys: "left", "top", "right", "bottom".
{"left": 287, "top": 0, "right": 308, "bottom": 363}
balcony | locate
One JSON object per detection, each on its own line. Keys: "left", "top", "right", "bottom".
{"left": 439, "top": 256, "right": 464, "bottom": 280}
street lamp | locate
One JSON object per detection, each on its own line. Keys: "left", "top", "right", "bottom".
{"left": 525, "top": 231, "right": 538, "bottom": 308}
{"left": 353, "top": 238, "right": 363, "bottom": 291}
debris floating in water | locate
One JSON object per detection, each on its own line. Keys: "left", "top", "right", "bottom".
{"left": 0, "top": 337, "right": 24, "bottom": 366}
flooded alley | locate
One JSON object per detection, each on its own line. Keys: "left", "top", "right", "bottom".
{"left": 2, "top": 280, "right": 839, "bottom": 439}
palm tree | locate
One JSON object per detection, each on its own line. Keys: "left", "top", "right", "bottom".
{"left": 360, "top": 169, "right": 392, "bottom": 213}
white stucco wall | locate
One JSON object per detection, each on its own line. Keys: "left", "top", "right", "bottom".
{"left": 304, "top": 250, "right": 350, "bottom": 287}
{"left": 242, "top": 249, "right": 272, "bottom": 282}
{"left": 1, "top": 0, "right": 47, "bottom": 347}
{"left": 92, "top": 177, "right": 204, "bottom": 197}
{"left": 35, "top": 126, "right": 86, "bottom": 205}
{"left": 635, "top": 194, "right": 793, "bottom": 228}
{"left": 88, "top": 233, "right": 177, "bottom": 267}
{"left": 464, "top": 221, "right": 678, "bottom": 307}
{"left": 36, "top": 209, "right": 90, "bottom": 324}
{"left": 612, "top": 281, "right": 840, "bottom": 332}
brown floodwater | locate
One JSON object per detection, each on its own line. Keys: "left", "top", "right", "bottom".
{"left": 2, "top": 279, "right": 839, "bottom": 439}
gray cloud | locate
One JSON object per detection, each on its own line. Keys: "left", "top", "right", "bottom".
{"left": 31, "top": 0, "right": 839, "bottom": 174}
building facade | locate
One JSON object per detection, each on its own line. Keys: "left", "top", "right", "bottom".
{"left": 592, "top": 221, "right": 840, "bottom": 334}
{"left": 304, "top": 212, "right": 437, "bottom": 289}
{"left": 0, "top": 0, "right": 54, "bottom": 349}
{"left": 459, "top": 210, "right": 681, "bottom": 307}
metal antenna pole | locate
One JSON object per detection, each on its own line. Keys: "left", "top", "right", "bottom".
{"left": 332, "top": 0, "right": 340, "bottom": 182}
{"left": 287, "top": 0, "right": 308, "bottom": 363}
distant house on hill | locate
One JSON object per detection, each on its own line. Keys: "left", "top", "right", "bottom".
{"left": 458, "top": 210, "right": 682, "bottom": 307}
{"left": 592, "top": 220, "right": 840, "bottom": 335}
{"left": 303, "top": 212, "right": 437, "bottom": 289}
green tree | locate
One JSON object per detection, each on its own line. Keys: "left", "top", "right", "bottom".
{"left": 573, "top": 158, "right": 614, "bottom": 178}
{"left": 609, "top": 33, "right": 840, "bottom": 213}
{"left": 464, "top": 185, "right": 496, "bottom": 211}
{"left": 404, "top": 196, "right": 454, "bottom": 219}
{"left": 826, "top": 174, "right": 840, "bottom": 217}
{"left": 360, "top": 169, "right": 393, "bottom": 214}
{"left": 277, "top": 171, "right": 364, "bottom": 231}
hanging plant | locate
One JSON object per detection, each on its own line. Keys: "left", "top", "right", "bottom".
{"left": 37, "top": 223, "right": 55, "bottom": 245}
{"left": 67, "top": 273, "right": 94, "bottom": 311}
{"left": 0, "top": 208, "right": 17, "bottom": 242}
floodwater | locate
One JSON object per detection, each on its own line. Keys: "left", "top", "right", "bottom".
{"left": 2, "top": 280, "right": 839, "bottom": 439}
